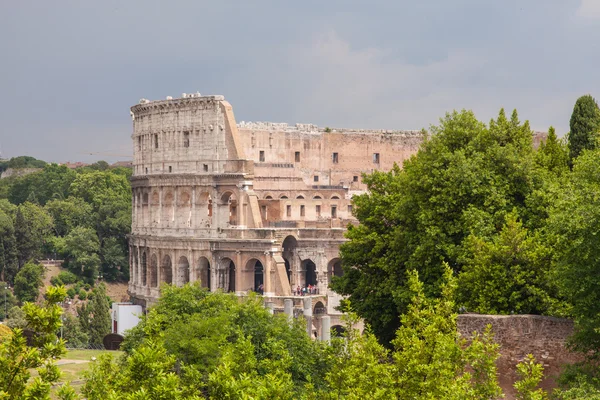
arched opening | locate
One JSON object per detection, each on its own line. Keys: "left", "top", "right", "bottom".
{"left": 253, "top": 260, "right": 264, "bottom": 294}
{"left": 150, "top": 254, "right": 158, "bottom": 287}
{"left": 314, "top": 301, "right": 326, "bottom": 315}
{"left": 303, "top": 259, "right": 317, "bottom": 287}
{"left": 313, "top": 195, "right": 322, "bottom": 199}
{"left": 141, "top": 252, "right": 147, "bottom": 286}
{"left": 265, "top": 195, "right": 273, "bottom": 200}
{"left": 331, "top": 195, "right": 340, "bottom": 199}
{"left": 296, "top": 195, "right": 305, "bottom": 199}
{"left": 178, "top": 256, "right": 190, "bottom": 286}
{"left": 332, "top": 325, "right": 346, "bottom": 338}
{"left": 161, "top": 255, "right": 173, "bottom": 285}
{"left": 163, "top": 190, "right": 174, "bottom": 225}
{"left": 197, "top": 257, "right": 211, "bottom": 289}
{"left": 327, "top": 258, "right": 343, "bottom": 284}
{"left": 220, "top": 192, "right": 237, "bottom": 226}
{"left": 282, "top": 235, "right": 298, "bottom": 286}
{"left": 218, "top": 258, "right": 235, "bottom": 292}
{"left": 280, "top": 195, "right": 288, "bottom": 199}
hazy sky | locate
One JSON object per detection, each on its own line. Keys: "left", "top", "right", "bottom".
{"left": 1, "top": 0, "right": 599, "bottom": 163}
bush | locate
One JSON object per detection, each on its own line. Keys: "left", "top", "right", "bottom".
{"left": 78, "top": 290, "right": 87, "bottom": 300}
{"left": 14, "top": 263, "right": 44, "bottom": 303}
{"left": 57, "top": 271, "right": 78, "bottom": 285}
{"left": 50, "top": 276, "right": 63, "bottom": 286}
{"left": 84, "top": 283, "right": 91, "bottom": 291}
{"left": 0, "top": 324, "right": 12, "bottom": 341}
{"left": 66, "top": 288, "right": 76, "bottom": 299}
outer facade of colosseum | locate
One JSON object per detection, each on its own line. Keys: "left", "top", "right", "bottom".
{"left": 127, "top": 93, "right": 546, "bottom": 333}
{"left": 126, "top": 93, "right": 423, "bottom": 330}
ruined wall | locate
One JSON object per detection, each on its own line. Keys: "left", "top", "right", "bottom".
{"left": 457, "top": 314, "right": 582, "bottom": 399}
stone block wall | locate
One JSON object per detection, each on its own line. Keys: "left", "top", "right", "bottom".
{"left": 457, "top": 314, "right": 582, "bottom": 399}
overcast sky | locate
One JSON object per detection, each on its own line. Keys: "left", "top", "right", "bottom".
{"left": 1, "top": 0, "right": 599, "bottom": 163}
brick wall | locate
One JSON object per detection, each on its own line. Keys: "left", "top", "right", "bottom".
{"left": 457, "top": 314, "right": 582, "bottom": 399}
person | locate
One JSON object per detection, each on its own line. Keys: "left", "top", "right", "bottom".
{"left": 258, "top": 283, "right": 264, "bottom": 295}
{"left": 296, "top": 286, "right": 301, "bottom": 296}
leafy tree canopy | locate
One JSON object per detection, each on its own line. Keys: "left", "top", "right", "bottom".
{"left": 568, "top": 94, "right": 600, "bottom": 161}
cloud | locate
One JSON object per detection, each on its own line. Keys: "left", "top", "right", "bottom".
{"left": 577, "top": 0, "right": 600, "bottom": 19}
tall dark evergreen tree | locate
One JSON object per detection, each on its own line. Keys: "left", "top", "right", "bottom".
{"left": 14, "top": 207, "right": 34, "bottom": 269}
{"left": 567, "top": 94, "right": 600, "bottom": 161}
{"left": 87, "top": 283, "right": 111, "bottom": 345}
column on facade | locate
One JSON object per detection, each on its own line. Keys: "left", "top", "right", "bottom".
{"left": 173, "top": 186, "right": 177, "bottom": 226}
{"left": 158, "top": 187, "right": 163, "bottom": 226}
{"left": 264, "top": 251, "right": 273, "bottom": 296}
{"left": 191, "top": 186, "right": 196, "bottom": 229}
{"left": 210, "top": 254, "right": 218, "bottom": 292}
{"left": 136, "top": 244, "right": 142, "bottom": 287}
{"left": 235, "top": 250, "right": 242, "bottom": 294}
{"left": 237, "top": 187, "right": 245, "bottom": 227}
{"left": 129, "top": 245, "right": 135, "bottom": 289}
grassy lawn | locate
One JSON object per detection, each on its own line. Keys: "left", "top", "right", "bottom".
{"left": 64, "top": 349, "right": 122, "bottom": 361}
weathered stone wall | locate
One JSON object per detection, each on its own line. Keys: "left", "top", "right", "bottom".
{"left": 0, "top": 167, "right": 41, "bottom": 179}
{"left": 457, "top": 314, "right": 582, "bottom": 399}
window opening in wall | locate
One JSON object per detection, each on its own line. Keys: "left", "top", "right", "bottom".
{"left": 138, "top": 136, "right": 141, "bottom": 150}
{"left": 348, "top": 204, "right": 353, "bottom": 214}
{"left": 286, "top": 205, "right": 292, "bottom": 217}
{"left": 145, "top": 167, "right": 148, "bottom": 174}
{"left": 295, "top": 151, "right": 300, "bottom": 162}
{"left": 316, "top": 205, "right": 321, "bottom": 217}
{"left": 332, "top": 152, "right": 339, "bottom": 163}
{"left": 261, "top": 205, "right": 267, "bottom": 220}
{"left": 373, "top": 153, "right": 380, "bottom": 164}
{"left": 314, "top": 175, "right": 319, "bottom": 182}
{"left": 203, "top": 164, "right": 208, "bottom": 172}
{"left": 331, "top": 205, "right": 337, "bottom": 218}
{"left": 154, "top": 134, "right": 159, "bottom": 149}
{"left": 300, "top": 205, "right": 305, "bottom": 217}
{"left": 353, "top": 175, "right": 359, "bottom": 182}
{"left": 259, "top": 150, "right": 265, "bottom": 162}
{"left": 168, "top": 166, "right": 172, "bottom": 173}
{"left": 183, "top": 131, "right": 190, "bottom": 148}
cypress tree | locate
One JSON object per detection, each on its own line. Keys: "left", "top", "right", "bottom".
{"left": 567, "top": 94, "right": 600, "bottom": 161}
{"left": 87, "top": 283, "right": 111, "bottom": 345}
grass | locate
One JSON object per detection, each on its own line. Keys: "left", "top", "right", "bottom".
{"left": 64, "top": 349, "right": 122, "bottom": 361}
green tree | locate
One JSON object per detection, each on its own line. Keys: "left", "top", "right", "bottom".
{"left": 62, "top": 313, "right": 89, "bottom": 348}
{"left": 8, "top": 163, "right": 76, "bottom": 206}
{"left": 567, "top": 95, "right": 600, "bottom": 161}
{"left": 457, "top": 212, "right": 565, "bottom": 315}
{"left": 87, "top": 283, "right": 111, "bottom": 345}
{"left": 5, "top": 306, "right": 27, "bottom": 329}
{"left": 514, "top": 354, "right": 548, "bottom": 400}
{"left": 14, "top": 202, "right": 53, "bottom": 268}
{"left": 536, "top": 126, "right": 569, "bottom": 175}
{"left": 0, "top": 283, "right": 17, "bottom": 321}
{"left": 0, "top": 209, "right": 18, "bottom": 282}
{"left": 333, "top": 109, "right": 552, "bottom": 345}
{"left": 13, "top": 262, "right": 44, "bottom": 303}
{"left": 61, "top": 226, "right": 101, "bottom": 282}
{"left": 549, "top": 148, "right": 600, "bottom": 358}
{"left": 0, "top": 286, "right": 72, "bottom": 399}
{"left": 45, "top": 197, "right": 93, "bottom": 237}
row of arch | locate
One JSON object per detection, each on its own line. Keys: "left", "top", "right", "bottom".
{"left": 133, "top": 252, "right": 343, "bottom": 293}
{"left": 263, "top": 193, "right": 342, "bottom": 200}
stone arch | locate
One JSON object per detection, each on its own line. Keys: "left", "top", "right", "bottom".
{"left": 161, "top": 254, "right": 173, "bottom": 285}
{"left": 178, "top": 189, "right": 191, "bottom": 206}
{"left": 163, "top": 190, "right": 174, "bottom": 224}
{"left": 150, "top": 253, "right": 158, "bottom": 287}
{"left": 332, "top": 325, "right": 346, "bottom": 338}
{"left": 263, "top": 193, "right": 274, "bottom": 200}
{"left": 219, "top": 191, "right": 237, "bottom": 225}
{"left": 141, "top": 251, "right": 147, "bottom": 286}
{"left": 177, "top": 256, "right": 190, "bottom": 286}
{"left": 196, "top": 256, "right": 211, "bottom": 289}
{"left": 282, "top": 235, "right": 298, "bottom": 285}
{"left": 246, "top": 258, "right": 264, "bottom": 293}
{"left": 330, "top": 195, "right": 340, "bottom": 200}
{"left": 327, "top": 258, "right": 343, "bottom": 283}
{"left": 313, "top": 195, "right": 322, "bottom": 199}
{"left": 302, "top": 259, "right": 317, "bottom": 287}
{"left": 314, "top": 301, "right": 326, "bottom": 315}
{"left": 217, "top": 257, "right": 236, "bottom": 292}
{"left": 296, "top": 194, "right": 305, "bottom": 199}
{"left": 279, "top": 194, "right": 289, "bottom": 199}
{"left": 196, "top": 191, "right": 212, "bottom": 218}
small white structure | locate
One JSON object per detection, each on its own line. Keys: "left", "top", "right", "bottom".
{"left": 111, "top": 303, "right": 143, "bottom": 336}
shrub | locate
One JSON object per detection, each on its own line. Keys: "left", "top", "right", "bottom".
{"left": 57, "top": 271, "right": 78, "bottom": 285}
{"left": 84, "top": 283, "right": 91, "bottom": 291}
{"left": 78, "top": 290, "right": 87, "bottom": 300}
{"left": 50, "top": 276, "right": 63, "bottom": 286}
{"left": 66, "top": 288, "right": 76, "bottom": 299}
{"left": 0, "top": 324, "right": 12, "bottom": 341}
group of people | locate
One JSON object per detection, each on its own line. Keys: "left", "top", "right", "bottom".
{"left": 293, "top": 284, "right": 318, "bottom": 296}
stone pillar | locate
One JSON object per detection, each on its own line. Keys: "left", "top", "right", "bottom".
{"left": 265, "top": 302, "right": 274, "bottom": 315}
{"left": 158, "top": 187, "right": 163, "bottom": 226}
{"left": 136, "top": 245, "right": 142, "bottom": 286}
{"left": 133, "top": 189, "right": 138, "bottom": 228}
{"left": 235, "top": 250, "right": 242, "bottom": 294}
{"left": 303, "top": 297, "right": 312, "bottom": 338}
{"left": 320, "top": 316, "right": 331, "bottom": 343}
{"left": 210, "top": 254, "right": 218, "bottom": 292}
{"left": 191, "top": 186, "right": 196, "bottom": 229}
{"left": 238, "top": 188, "right": 245, "bottom": 227}
{"left": 284, "top": 298, "right": 294, "bottom": 323}
{"left": 173, "top": 186, "right": 178, "bottom": 225}
{"left": 263, "top": 251, "right": 273, "bottom": 297}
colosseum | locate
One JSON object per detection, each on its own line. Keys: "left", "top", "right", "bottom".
{"left": 127, "top": 92, "right": 426, "bottom": 329}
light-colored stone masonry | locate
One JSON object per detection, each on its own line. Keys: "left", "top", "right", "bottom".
{"left": 127, "top": 92, "right": 549, "bottom": 334}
